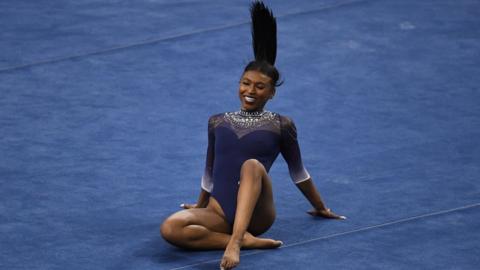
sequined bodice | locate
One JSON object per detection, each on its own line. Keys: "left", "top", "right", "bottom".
{"left": 215, "top": 109, "right": 280, "bottom": 139}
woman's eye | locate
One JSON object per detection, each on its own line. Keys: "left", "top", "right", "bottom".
{"left": 242, "top": 81, "right": 250, "bottom": 86}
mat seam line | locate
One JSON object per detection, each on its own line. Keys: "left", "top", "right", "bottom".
{"left": 167, "top": 202, "right": 480, "bottom": 270}
{"left": 0, "top": 0, "right": 370, "bottom": 73}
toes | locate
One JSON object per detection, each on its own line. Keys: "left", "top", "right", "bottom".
{"left": 220, "top": 257, "right": 239, "bottom": 270}
{"left": 220, "top": 258, "right": 230, "bottom": 270}
{"left": 220, "top": 258, "right": 228, "bottom": 269}
{"left": 220, "top": 262, "right": 229, "bottom": 270}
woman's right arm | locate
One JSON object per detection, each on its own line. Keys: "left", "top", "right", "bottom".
{"left": 195, "top": 189, "right": 211, "bottom": 208}
{"left": 182, "top": 115, "right": 216, "bottom": 209}
{"left": 181, "top": 188, "right": 210, "bottom": 209}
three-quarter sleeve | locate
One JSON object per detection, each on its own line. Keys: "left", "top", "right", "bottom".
{"left": 279, "top": 115, "right": 311, "bottom": 184}
{"left": 200, "top": 115, "right": 217, "bottom": 192}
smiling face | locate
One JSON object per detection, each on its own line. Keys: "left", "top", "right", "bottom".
{"left": 238, "top": 70, "right": 275, "bottom": 111}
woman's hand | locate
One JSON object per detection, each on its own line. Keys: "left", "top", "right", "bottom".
{"left": 307, "top": 208, "right": 347, "bottom": 220}
{"left": 180, "top": 203, "right": 198, "bottom": 209}
{"left": 182, "top": 189, "right": 210, "bottom": 209}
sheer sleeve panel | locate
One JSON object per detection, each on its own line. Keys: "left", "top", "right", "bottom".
{"left": 201, "top": 114, "right": 221, "bottom": 192}
{"left": 279, "top": 115, "right": 311, "bottom": 184}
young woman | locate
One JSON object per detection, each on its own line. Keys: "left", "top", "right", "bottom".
{"left": 160, "top": 2, "right": 345, "bottom": 269}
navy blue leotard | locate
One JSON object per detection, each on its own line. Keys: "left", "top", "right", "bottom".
{"left": 201, "top": 109, "right": 310, "bottom": 225}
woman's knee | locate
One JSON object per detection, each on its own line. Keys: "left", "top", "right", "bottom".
{"left": 160, "top": 215, "right": 187, "bottom": 243}
{"left": 241, "top": 159, "right": 265, "bottom": 174}
{"left": 161, "top": 215, "right": 211, "bottom": 249}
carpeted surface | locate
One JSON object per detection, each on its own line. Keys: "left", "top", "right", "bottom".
{"left": 1, "top": 0, "right": 479, "bottom": 269}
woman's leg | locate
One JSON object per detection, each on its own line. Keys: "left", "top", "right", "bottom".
{"left": 160, "top": 196, "right": 280, "bottom": 250}
{"left": 160, "top": 205, "right": 231, "bottom": 250}
{"left": 221, "top": 159, "right": 281, "bottom": 269}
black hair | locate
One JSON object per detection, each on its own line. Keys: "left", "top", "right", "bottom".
{"left": 243, "top": 60, "right": 283, "bottom": 88}
{"left": 246, "top": 2, "right": 282, "bottom": 88}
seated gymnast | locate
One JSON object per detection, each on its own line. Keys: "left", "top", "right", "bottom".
{"left": 160, "top": 2, "right": 345, "bottom": 269}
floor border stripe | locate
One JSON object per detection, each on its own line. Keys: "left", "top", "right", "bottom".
{"left": 0, "top": 0, "right": 369, "bottom": 73}
{"left": 167, "top": 202, "right": 480, "bottom": 270}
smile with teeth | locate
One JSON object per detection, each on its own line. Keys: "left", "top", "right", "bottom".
{"left": 244, "top": 96, "right": 256, "bottom": 103}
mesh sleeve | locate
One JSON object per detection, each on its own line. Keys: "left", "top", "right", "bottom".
{"left": 279, "top": 115, "right": 311, "bottom": 184}
{"left": 200, "top": 115, "right": 217, "bottom": 192}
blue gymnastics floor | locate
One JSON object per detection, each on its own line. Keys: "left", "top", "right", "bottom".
{"left": 1, "top": 0, "right": 479, "bottom": 269}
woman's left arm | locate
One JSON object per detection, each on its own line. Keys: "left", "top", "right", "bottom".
{"left": 296, "top": 178, "right": 346, "bottom": 219}
{"left": 279, "top": 115, "right": 346, "bottom": 220}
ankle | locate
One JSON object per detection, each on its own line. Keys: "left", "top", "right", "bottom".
{"left": 229, "top": 235, "right": 244, "bottom": 246}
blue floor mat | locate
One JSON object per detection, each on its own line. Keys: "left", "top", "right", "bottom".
{"left": 1, "top": 0, "right": 479, "bottom": 269}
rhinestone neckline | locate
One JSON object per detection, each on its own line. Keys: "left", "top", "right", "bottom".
{"left": 224, "top": 109, "right": 276, "bottom": 129}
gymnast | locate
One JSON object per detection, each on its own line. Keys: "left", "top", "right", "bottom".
{"left": 160, "top": 2, "right": 345, "bottom": 269}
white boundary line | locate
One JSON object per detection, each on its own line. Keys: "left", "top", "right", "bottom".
{"left": 167, "top": 202, "right": 480, "bottom": 270}
{"left": 0, "top": 0, "right": 367, "bottom": 73}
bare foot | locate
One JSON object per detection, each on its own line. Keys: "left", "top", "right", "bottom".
{"left": 242, "top": 232, "right": 283, "bottom": 249}
{"left": 220, "top": 239, "right": 241, "bottom": 269}
{"left": 220, "top": 233, "right": 282, "bottom": 269}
